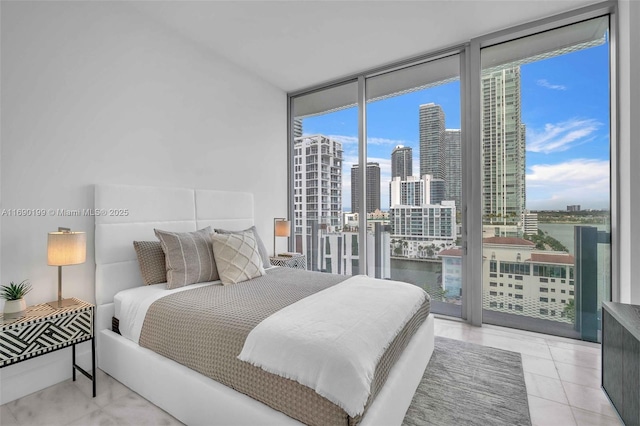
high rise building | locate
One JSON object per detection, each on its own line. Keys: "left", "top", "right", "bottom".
{"left": 390, "top": 174, "right": 447, "bottom": 207}
{"left": 292, "top": 134, "right": 342, "bottom": 237}
{"left": 444, "top": 129, "right": 461, "bottom": 208}
{"left": 391, "top": 145, "right": 412, "bottom": 180}
{"left": 390, "top": 201, "right": 456, "bottom": 245}
{"left": 351, "top": 162, "right": 381, "bottom": 213}
{"left": 426, "top": 175, "right": 446, "bottom": 205}
{"left": 481, "top": 67, "right": 526, "bottom": 225}
{"left": 293, "top": 118, "right": 303, "bottom": 139}
{"left": 419, "top": 103, "right": 445, "bottom": 179}
{"left": 390, "top": 176, "right": 425, "bottom": 207}
{"left": 389, "top": 175, "right": 456, "bottom": 258}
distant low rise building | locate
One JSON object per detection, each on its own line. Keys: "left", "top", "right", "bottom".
{"left": 439, "top": 237, "right": 576, "bottom": 324}
{"left": 522, "top": 211, "right": 538, "bottom": 236}
{"left": 483, "top": 224, "right": 522, "bottom": 238}
{"left": 344, "top": 210, "right": 390, "bottom": 234}
{"left": 483, "top": 237, "right": 574, "bottom": 323}
{"left": 567, "top": 205, "right": 581, "bottom": 212}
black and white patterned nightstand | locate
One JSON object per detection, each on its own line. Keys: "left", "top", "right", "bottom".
{"left": 0, "top": 298, "right": 96, "bottom": 397}
{"left": 270, "top": 255, "right": 307, "bottom": 270}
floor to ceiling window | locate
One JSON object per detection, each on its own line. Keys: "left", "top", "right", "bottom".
{"left": 290, "top": 81, "right": 358, "bottom": 272}
{"left": 479, "top": 16, "right": 610, "bottom": 341}
{"left": 288, "top": 4, "right": 614, "bottom": 342}
{"left": 365, "top": 55, "right": 463, "bottom": 317}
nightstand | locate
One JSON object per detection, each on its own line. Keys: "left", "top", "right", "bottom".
{"left": 0, "top": 298, "right": 96, "bottom": 397}
{"left": 270, "top": 254, "right": 307, "bottom": 270}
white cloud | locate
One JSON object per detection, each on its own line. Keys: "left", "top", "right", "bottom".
{"left": 325, "top": 134, "right": 411, "bottom": 148}
{"left": 526, "top": 159, "right": 609, "bottom": 210}
{"left": 527, "top": 118, "right": 601, "bottom": 154}
{"left": 368, "top": 137, "right": 408, "bottom": 147}
{"left": 329, "top": 135, "right": 358, "bottom": 145}
{"left": 537, "top": 79, "right": 567, "bottom": 91}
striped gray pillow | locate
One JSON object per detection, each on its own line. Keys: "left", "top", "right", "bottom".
{"left": 154, "top": 227, "right": 219, "bottom": 289}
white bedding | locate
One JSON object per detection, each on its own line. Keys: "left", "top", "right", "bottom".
{"left": 238, "top": 275, "right": 428, "bottom": 417}
{"left": 114, "top": 281, "right": 220, "bottom": 343}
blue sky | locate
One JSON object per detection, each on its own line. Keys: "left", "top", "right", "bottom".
{"left": 302, "top": 42, "right": 610, "bottom": 212}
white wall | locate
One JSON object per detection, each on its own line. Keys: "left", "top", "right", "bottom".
{"left": 617, "top": 0, "right": 640, "bottom": 304}
{"left": 0, "top": 1, "right": 286, "bottom": 403}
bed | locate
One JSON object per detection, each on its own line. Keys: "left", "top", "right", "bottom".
{"left": 95, "top": 183, "right": 435, "bottom": 426}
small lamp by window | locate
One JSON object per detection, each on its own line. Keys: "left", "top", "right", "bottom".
{"left": 273, "top": 218, "right": 290, "bottom": 256}
{"left": 47, "top": 227, "right": 86, "bottom": 309}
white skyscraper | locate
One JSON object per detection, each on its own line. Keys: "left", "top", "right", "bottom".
{"left": 292, "top": 135, "right": 342, "bottom": 263}
{"left": 481, "top": 67, "right": 526, "bottom": 225}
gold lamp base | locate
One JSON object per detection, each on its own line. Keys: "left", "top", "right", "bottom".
{"left": 47, "top": 298, "right": 79, "bottom": 309}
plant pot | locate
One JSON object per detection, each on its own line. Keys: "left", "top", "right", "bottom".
{"left": 3, "top": 298, "right": 27, "bottom": 320}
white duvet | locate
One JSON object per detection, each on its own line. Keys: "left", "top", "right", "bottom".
{"left": 237, "top": 275, "right": 428, "bottom": 417}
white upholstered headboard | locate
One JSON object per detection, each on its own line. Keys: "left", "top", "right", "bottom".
{"left": 94, "top": 184, "right": 254, "bottom": 334}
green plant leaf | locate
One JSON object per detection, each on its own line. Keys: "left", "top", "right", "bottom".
{"left": 1, "top": 280, "right": 32, "bottom": 301}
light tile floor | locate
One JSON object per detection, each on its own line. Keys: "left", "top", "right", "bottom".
{"left": 0, "top": 318, "right": 622, "bottom": 426}
{"left": 434, "top": 318, "right": 621, "bottom": 426}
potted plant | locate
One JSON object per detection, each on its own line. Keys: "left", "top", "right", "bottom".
{"left": 2, "top": 280, "right": 32, "bottom": 320}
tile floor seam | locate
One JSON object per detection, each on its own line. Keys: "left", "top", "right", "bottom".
{"left": 560, "top": 378, "right": 619, "bottom": 420}
{"left": 550, "top": 345, "right": 579, "bottom": 425}
{"left": 523, "top": 343, "right": 575, "bottom": 411}
{"left": 556, "top": 376, "right": 602, "bottom": 391}
{"left": 525, "top": 387, "right": 571, "bottom": 406}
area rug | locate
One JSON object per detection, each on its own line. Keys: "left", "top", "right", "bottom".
{"left": 403, "top": 336, "right": 531, "bottom": 426}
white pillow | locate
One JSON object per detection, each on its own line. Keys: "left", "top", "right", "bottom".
{"left": 211, "top": 230, "right": 266, "bottom": 285}
{"left": 214, "top": 226, "right": 271, "bottom": 269}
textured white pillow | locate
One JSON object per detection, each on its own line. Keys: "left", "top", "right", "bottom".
{"left": 211, "top": 230, "right": 266, "bottom": 285}
{"left": 214, "top": 226, "right": 271, "bottom": 269}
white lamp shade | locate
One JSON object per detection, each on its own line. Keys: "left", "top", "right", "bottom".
{"left": 47, "top": 231, "right": 86, "bottom": 266}
{"left": 275, "top": 220, "right": 291, "bottom": 237}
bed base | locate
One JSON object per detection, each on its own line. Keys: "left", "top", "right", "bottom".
{"left": 98, "top": 314, "right": 434, "bottom": 426}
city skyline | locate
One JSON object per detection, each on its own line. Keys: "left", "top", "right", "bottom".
{"left": 300, "top": 41, "right": 610, "bottom": 212}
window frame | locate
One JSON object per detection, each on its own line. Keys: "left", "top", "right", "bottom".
{"left": 286, "top": 0, "right": 618, "bottom": 326}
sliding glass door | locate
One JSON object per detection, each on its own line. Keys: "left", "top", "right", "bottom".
{"left": 365, "top": 55, "right": 463, "bottom": 317}
{"left": 480, "top": 16, "right": 611, "bottom": 341}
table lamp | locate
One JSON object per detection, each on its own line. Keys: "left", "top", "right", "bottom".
{"left": 273, "top": 218, "right": 290, "bottom": 256}
{"left": 47, "top": 227, "right": 86, "bottom": 309}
